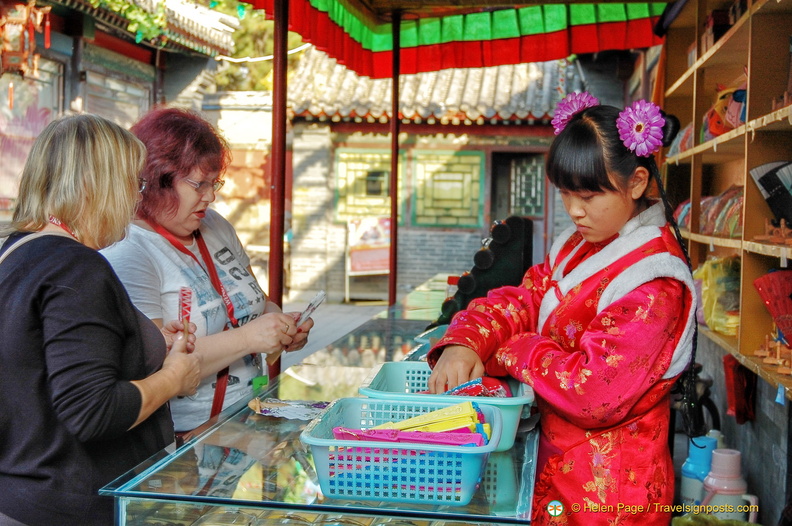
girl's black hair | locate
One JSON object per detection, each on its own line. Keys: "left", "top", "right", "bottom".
{"left": 548, "top": 104, "right": 704, "bottom": 437}
{"left": 547, "top": 105, "right": 677, "bottom": 198}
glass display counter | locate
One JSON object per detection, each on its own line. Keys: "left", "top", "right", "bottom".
{"left": 102, "top": 281, "right": 539, "bottom": 525}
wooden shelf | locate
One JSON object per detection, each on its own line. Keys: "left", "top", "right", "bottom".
{"left": 747, "top": 105, "right": 792, "bottom": 134}
{"left": 743, "top": 240, "right": 792, "bottom": 260}
{"left": 680, "top": 233, "right": 792, "bottom": 258}
{"left": 682, "top": 230, "right": 743, "bottom": 250}
{"left": 664, "top": 0, "right": 792, "bottom": 404}
{"left": 700, "top": 326, "right": 738, "bottom": 354}
{"left": 700, "top": 326, "right": 792, "bottom": 401}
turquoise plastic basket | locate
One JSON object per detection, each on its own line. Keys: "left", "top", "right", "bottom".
{"left": 300, "top": 397, "right": 502, "bottom": 506}
{"left": 358, "top": 361, "right": 533, "bottom": 452}
{"left": 412, "top": 324, "right": 448, "bottom": 344}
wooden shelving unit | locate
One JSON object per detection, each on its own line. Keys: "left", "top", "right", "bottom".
{"left": 663, "top": 0, "right": 792, "bottom": 400}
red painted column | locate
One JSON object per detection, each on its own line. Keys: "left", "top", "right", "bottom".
{"left": 388, "top": 11, "right": 401, "bottom": 306}
{"left": 268, "top": 0, "right": 288, "bottom": 378}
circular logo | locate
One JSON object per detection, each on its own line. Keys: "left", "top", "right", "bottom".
{"left": 547, "top": 500, "right": 564, "bottom": 517}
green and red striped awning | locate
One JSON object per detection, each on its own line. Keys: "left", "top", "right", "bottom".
{"left": 250, "top": 0, "right": 666, "bottom": 78}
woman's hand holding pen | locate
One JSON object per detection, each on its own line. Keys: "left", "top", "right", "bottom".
{"left": 161, "top": 331, "right": 202, "bottom": 397}
{"left": 427, "top": 345, "right": 485, "bottom": 394}
{"left": 284, "top": 312, "right": 313, "bottom": 352}
{"left": 161, "top": 319, "right": 197, "bottom": 353}
{"left": 240, "top": 312, "right": 307, "bottom": 355}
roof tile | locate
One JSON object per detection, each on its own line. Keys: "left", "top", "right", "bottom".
{"left": 288, "top": 46, "right": 582, "bottom": 124}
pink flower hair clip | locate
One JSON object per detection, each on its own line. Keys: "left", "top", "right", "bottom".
{"left": 617, "top": 100, "right": 665, "bottom": 157}
{"left": 551, "top": 92, "right": 600, "bottom": 135}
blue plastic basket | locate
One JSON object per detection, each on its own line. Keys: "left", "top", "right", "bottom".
{"left": 300, "top": 397, "right": 502, "bottom": 506}
{"left": 412, "top": 324, "right": 448, "bottom": 344}
{"left": 358, "top": 361, "right": 533, "bottom": 452}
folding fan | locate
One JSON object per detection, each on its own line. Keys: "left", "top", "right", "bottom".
{"left": 750, "top": 161, "right": 792, "bottom": 226}
{"left": 754, "top": 270, "right": 792, "bottom": 342}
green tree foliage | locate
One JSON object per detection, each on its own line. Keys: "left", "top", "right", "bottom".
{"left": 88, "top": 0, "right": 166, "bottom": 42}
{"left": 213, "top": 1, "right": 305, "bottom": 91}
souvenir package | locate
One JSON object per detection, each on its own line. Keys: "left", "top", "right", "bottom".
{"left": 700, "top": 79, "right": 747, "bottom": 143}
{"left": 667, "top": 121, "right": 694, "bottom": 157}
{"left": 700, "top": 186, "right": 743, "bottom": 237}
{"left": 674, "top": 199, "right": 692, "bottom": 230}
{"left": 693, "top": 256, "right": 741, "bottom": 336}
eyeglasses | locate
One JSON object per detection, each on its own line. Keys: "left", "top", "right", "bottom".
{"left": 138, "top": 178, "right": 147, "bottom": 193}
{"left": 184, "top": 178, "right": 225, "bottom": 194}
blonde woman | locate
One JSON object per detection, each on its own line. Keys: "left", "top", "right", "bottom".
{"left": 0, "top": 114, "right": 201, "bottom": 526}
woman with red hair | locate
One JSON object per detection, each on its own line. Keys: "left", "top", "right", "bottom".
{"left": 103, "top": 107, "right": 313, "bottom": 440}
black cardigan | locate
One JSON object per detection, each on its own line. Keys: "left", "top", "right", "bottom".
{"left": 0, "top": 233, "right": 174, "bottom": 525}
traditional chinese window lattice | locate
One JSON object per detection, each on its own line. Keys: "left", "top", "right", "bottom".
{"left": 510, "top": 155, "right": 545, "bottom": 218}
{"left": 413, "top": 151, "right": 484, "bottom": 228}
{"left": 336, "top": 149, "right": 403, "bottom": 221}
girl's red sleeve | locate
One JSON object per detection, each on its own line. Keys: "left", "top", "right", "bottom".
{"left": 496, "top": 278, "right": 688, "bottom": 429}
{"left": 427, "top": 259, "right": 552, "bottom": 376}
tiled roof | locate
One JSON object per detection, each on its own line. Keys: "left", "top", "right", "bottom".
{"left": 51, "top": 0, "right": 237, "bottom": 56}
{"left": 288, "top": 46, "right": 583, "bottom": 125}
{"left": 138, "top": 0, "right": 238, "bottom": 55}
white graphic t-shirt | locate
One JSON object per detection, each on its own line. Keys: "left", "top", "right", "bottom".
{"left": 102, "top": 209, "right": 266, "bottom": 431}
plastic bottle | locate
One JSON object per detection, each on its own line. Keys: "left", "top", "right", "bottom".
{"left": 679, "top": 435, "right": 717, "bottom": 507}
{"left": 701, "top": 449, "right": 758, "bottom": 522}
{"left": 446, "top": 275, "right": 459, "bottom": 298}
{"left": 706, "top": 429, "right": 726, "bottom": 449}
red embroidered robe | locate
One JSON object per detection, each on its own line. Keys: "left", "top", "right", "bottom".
{"left": 429, "top": 204, "right": 696, "bottom": 525}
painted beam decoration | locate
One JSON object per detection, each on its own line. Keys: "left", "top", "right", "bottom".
{"left": 251, "top": 0, "right": 666, "bottom": 78}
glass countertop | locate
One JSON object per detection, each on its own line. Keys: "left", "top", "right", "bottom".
{"left": 102, "top": 277, "right": 538, "bottom": 525}
{"left": 102, "top": 368, "right": 538, "bottom": 524}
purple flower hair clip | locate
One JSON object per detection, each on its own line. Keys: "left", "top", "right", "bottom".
{"left": 617, "top": 100, "right": 665, "bottom": 157}
{"left": 551, "top": 92, "right": 600, "bottom": 135}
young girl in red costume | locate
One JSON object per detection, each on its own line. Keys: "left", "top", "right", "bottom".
{"left": 427, "top": 93, "right": 696, "bottom": 525}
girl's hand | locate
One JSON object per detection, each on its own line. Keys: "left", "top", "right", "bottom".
{"left": 283, "top": 311, "right": 313, "bottom": 352}
{"left": 240, "top": 312, "right": 300, "bottom": 355}
{"left": 162, "top": 333, "right": 202, "bottom": 397}
{"left": 161, "top": 319, "right": 197, "bottom": 353}
{"left": 427, "top": 345, "right": 485, "bottom": 394}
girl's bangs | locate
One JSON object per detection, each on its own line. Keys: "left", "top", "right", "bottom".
{"left": 547, "top": 132, "right": 614, "bottom": 193}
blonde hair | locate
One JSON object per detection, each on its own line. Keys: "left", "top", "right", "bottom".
{"left": 3, "top": 114, "right": 146, "bottom": 249}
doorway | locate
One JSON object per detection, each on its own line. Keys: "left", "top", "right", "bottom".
{"left": 491, "top": 152, "right": 547, "bottom": 263}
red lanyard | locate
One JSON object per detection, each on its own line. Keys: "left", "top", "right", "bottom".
{"left": 49, "top": 215, "right": 77, "bottom": 238}
{"left": 146, "top": 221, "right": 239, "bottom": 328}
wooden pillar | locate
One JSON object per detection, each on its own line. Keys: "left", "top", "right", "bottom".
{"left": 388, "top": 11, "right": 401, "bottom": 306}
{"left": 268, "top": 0, "right": 288, "bottom": 378}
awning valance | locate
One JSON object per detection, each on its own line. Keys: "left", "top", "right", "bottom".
{"left": 250, "top": 0, "right": 666, "bottom": 78}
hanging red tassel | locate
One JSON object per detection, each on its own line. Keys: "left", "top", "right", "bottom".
{"left": 8, "top": 82, "right": 14, "bottom": 110}
{"left": 44, "top": 13, "right": 50, "bottom": 49}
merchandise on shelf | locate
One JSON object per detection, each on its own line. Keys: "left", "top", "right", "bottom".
{"left": 700, "top": 81, "right": 746, "bottom": 143}
{"left": 693, "top": 256, "right": 741, "bottom": 336}
{"left": 667, "top": 121, "right": 694, "bottom": 157}
{"left": 750, "top": 161, "right": 792, "bottom": 227}
{"left": 673, "top": 187, "right": 744, "bottom": 238}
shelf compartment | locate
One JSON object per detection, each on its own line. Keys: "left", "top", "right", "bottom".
{"left": 702, "top": 325, "right": 792, "bottom": 401}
